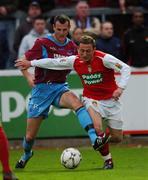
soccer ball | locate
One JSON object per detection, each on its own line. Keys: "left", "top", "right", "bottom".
{"left": 60, "top": 148, "right": 82, "bottom": 169}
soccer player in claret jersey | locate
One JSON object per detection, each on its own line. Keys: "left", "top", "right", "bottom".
{"left": 15, "top": 15, "right": 109, "bottom": 169}
{"left": 16, "top": 35, "right": 131, "bottom": 169}
{"left": 0, "top": 123, "right": 18, "bottom": 180}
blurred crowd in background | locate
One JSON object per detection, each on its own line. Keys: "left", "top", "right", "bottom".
{"left": 0, "top": 0, "right": 148, "bottom": 69}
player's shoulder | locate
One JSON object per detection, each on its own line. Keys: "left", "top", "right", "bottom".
{"left": 68, "top": 38, "right": 76, "bottom": 45}
{"left": 64, "top": 37, "right": 77, "bottom": 47}
{"left": 95, "top": 50, "right": 106, "bottom": 59}
{"left": 34, "top": 34, "right": 52, "bottom": 42}
{"left": 68, "top": 39, "right": 77, "bottom": 49}
{"left": 33, "top": 37, "right": 48, "bottom": 45}
{"left": 33, "top": 34, "right": 55, "bottom": 47}
{"left": 73, "top": 55, "right": 82, "bottom": 63}
{"left": 66, "top": 38, "right": 77, "bottom": 54}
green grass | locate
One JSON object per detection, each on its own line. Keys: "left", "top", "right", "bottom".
{"left": 1, "top": 146, "right": 148, "bottom": 180}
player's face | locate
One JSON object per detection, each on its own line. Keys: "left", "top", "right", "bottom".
{"left": 53, "top": 21, "right": 70, "bottom": 43}
{"left": 78, "top": 43, "right": 95, "bottom": 62}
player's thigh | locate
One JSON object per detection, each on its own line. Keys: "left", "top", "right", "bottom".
{"left": 26, "top": 117, "right": 43, "bottom": 140}
{"left": 108, "top": 127, "right": 123, "bottom": 143}
{"left": 59, "top": 91, "right": 83, "bottom": 110}
{"left": 87, "top": 107, "right": 103, "bottom": 134}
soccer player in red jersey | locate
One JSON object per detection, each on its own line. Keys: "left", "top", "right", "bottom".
{"left": 0, "top": 123, "right": 18, "bottom": 180}
{"left": 16, "top": 35, "right": 131, "bottom": 169}
{"left": 15, "top": 16, "right": 109, "bottom": 169}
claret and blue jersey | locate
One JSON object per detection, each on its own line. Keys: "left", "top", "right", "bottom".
{"left": 25, "top": 34, "right": 77, "bottom": 84}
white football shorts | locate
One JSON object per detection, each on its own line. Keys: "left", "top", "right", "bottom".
{"left": 82, "top": 97, "right": 123, "bottom": 130}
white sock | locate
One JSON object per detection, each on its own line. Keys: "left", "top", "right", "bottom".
{"left": 102, "top": 153, "right": 112, "bottom": 161}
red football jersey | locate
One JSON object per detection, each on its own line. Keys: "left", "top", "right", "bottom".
{"left": 25, "top": 34, "right": 77, "bottom": 83}
{"left": 74, "top": 51, "right": 117, "bottom": 100}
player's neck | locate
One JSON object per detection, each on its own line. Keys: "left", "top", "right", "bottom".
{"left": 52, "top": 34, "right": 66, "bottom": 44}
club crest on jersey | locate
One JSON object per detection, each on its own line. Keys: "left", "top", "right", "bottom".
{"left": 67, "top": 51, "right": 73, "bottom": 56}
{"left": 115, "top": 63, "right": 122, "bottom": 69}
{"left": 92, "top": 101, "right": 98, "bottom": 107}
{"left": 88, "top": 65, "right": 92, "bottom": 72}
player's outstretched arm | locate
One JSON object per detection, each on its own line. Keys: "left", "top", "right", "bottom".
{"left": 31, "top": 56, "right": 76, "bottom": 70}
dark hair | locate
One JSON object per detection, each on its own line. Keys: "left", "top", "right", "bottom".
{"left": 83, "top": 31, "right": 98, "bottom": 40}
{"left": 79, "top": 35, "right": 96, "bottom": 47}
{"left": 53, "top": 14, "right": 70, "bottom": 26}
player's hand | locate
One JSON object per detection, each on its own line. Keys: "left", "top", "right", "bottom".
{"left": 112, "top": 87, "right": 124, "bottom": 101}
{"left": 15, "top": 59, "right": 31, "bottom": 70}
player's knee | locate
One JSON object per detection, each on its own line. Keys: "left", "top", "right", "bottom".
{"left": 63, "top": 92, "right": 83, "bottom": 111}
{"left": 73, "top": 101, "right": 84, "bottom": 111}
{"left": 71, "top": 95, "right": 83, "bottom": 110}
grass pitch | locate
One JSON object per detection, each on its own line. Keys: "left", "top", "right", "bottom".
{"left": 1, "top": 146, "right": 148, "bottom": 180}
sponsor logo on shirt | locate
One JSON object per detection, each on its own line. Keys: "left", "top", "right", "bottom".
{"left": 50, "top": 46, "right": 57, "bottom": 51}
{"left": 82, "top": 73, "right": 103, "bottom": 85}
{"left": 58, "top": 48, "right": 64, "bottom": 50}
{"left": 54, "top": 54, "right": 68, "bottom": 58}
{"left": 49, "top": 46, "right": 57, "bottom": 53}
